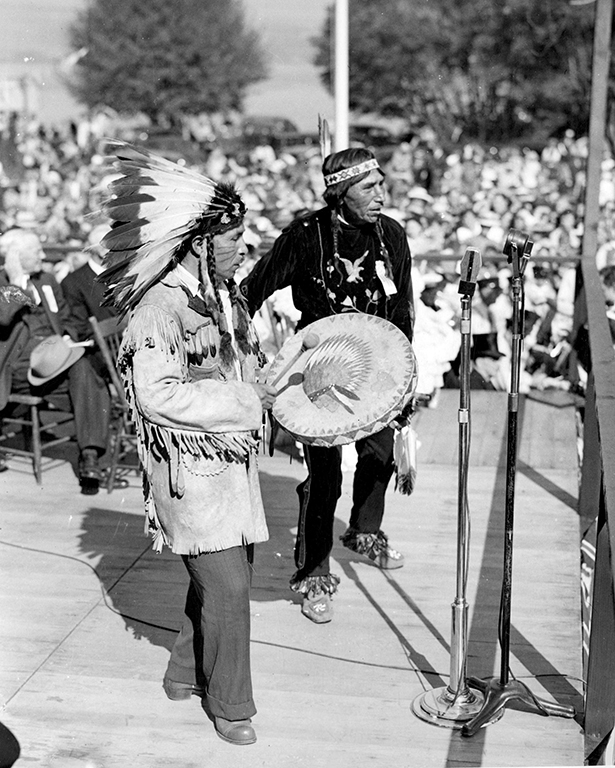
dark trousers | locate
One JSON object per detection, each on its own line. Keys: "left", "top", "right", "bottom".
{"left": 294, "top": 426, "right": 395, "bottom": 580}
{"left": 11, "top": 356, "right": 110, "bottom": 454}
{"left": 165, "top": 545, "right": 256, "bottom": 721}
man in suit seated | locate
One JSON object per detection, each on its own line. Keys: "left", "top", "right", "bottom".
{"left": 468, "top": 332, "right": 508, "bottom": 390}
{"left": 443, "top": 332, "right": 509, "bottom": 391}
{"left": 0, "top": 227, "right": 111, "bottom": 493}
{"left": 61, "top": 224, "right": 119, "bottom": 379}
{"left": 61, "top": 224, "right": 117, "bottom": 341}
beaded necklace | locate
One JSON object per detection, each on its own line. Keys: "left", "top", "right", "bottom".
{"left": 317, "top": 209, "right": 396, "bottom": 317}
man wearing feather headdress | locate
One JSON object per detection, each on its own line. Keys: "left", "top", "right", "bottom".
{"left": 97, "top": 142, "right": 276, "bottom": 746}
{"left": 240, "top": 144, "right": 415, "bottom": 624}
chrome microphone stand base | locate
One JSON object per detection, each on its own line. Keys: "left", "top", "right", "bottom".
{"left": 412, "top": 684, "right": 498, "bottom": 729}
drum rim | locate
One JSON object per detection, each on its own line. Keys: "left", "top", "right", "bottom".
{"left": 267, "top": 313, "right": 418, "bottom": 446}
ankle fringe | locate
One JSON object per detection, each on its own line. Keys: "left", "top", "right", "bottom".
{"left": 289, "top": 573, "right": 340, "bottom": 597}
{"left": 340, "top": 528, "right": 389, "bottom": 556}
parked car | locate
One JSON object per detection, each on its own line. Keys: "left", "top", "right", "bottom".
{"left": 238, "top": 116, "right": 319, "bottom": 153}
{"left": 350, "top": 123, "right": 399, "bottom": 147}
{"left": 140, "top": 131, "right": 206, "bottom": 164}
{"left": 350, "top": 120, "right": 416, "bottom": 163}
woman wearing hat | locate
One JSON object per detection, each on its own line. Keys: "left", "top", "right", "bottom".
{"left": 98, "top": 142, "right": 276, "bottom": 746}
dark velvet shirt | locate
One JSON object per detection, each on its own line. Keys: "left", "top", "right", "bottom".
{"left": 240, "top": 207, "right": 414, "bottom": 341}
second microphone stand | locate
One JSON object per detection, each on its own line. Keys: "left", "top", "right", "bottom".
{"left": 461, "top": 241, "right": 576, "bottom": 736}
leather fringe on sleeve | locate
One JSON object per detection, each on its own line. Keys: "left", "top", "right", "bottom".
{"left": 119, "top": 303, "right": 260, "bottom": 552}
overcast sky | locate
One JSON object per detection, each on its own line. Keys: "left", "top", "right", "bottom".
{"left": 0, "top": 0, "right": 334, "bottom": 131}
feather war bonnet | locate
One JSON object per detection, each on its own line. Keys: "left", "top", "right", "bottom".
{"left": 97, "top": 140, "right": 246, "bottom": 313}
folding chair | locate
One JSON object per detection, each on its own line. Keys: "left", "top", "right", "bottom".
{"left": 88, "top": 315, "right": 140, "bottom": 492}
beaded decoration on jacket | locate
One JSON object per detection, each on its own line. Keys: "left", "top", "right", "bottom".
{"left": 321, "top": 209, "right": 396, "bottom": 317}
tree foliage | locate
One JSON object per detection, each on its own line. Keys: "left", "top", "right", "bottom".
{"left": 313, "top": 0, "right": 607, "bottom": 148}
{"left": 67, "top": 0, "right": 267, "bottom": 126}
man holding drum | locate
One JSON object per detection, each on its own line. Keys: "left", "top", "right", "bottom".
{"left": 241, "top": 147, "right": 415, "bottom": 623}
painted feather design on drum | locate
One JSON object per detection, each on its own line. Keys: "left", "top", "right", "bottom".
{"left": 302, "top": 333, "right": 370, "bottom": 413}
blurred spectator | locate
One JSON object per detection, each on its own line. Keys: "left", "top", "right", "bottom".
{"left": 569, "top": 264, "right": 615, "bottom": 383}
{"left": 411, "top": 269, "right": 460, "bottom": 401}
{"left": 599, "top": 265, "right": 615, "bottom": 346}
{"left": 405, "top": 186, "right": 433, "bottom": 221}
{"left": 0, "top": 228, "right": 111, "bottom": 492}
{"left": 0, "top": 107, "right": 614, "bottom": 411}
{"left": 549, "top": 209, "right": 583, "bottom": 260}
{"left": 524, "top": 263, "right": 557, "bottom": 337}
{"left": 61, "top": 223, "right": 116, "bottom": 341}
{"left": 405, "top": 216, "right": 437, "bottom": 256}
{"left": 384, "top": 141, "right": 414, "bottom": 200}
{"left": 472, "top": 266, "right": 507, "bottom": 336}
{"left": 477, "top": 215, "right": 505, "bottom": 249}
{"left": 596, "top": 233, "right": 615, "bottom": 271}
{"left": 455, "top": 208, "right": 483, "bottom": 246}
{"left": 550, "top": 266, "right": 577, "bottom": 345}
{"left": 60, "top": 224, "right": 122, "bottom": 471}
{"left": 443, "top": 331, "right": 509, "bottom": 391}
{"left": 469, "top": 332, "right": 509, "bottom": 390}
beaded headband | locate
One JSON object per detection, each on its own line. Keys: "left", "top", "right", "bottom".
{"left": 323, "top": 158, "right": 381, "bottom": 187}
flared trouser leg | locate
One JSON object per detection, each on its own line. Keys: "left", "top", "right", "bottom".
{"left": 165, "top": 544, "right": 256, "bottom": 721}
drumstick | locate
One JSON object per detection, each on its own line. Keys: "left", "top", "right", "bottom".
{"left": 271, "top": 332, "right": 320, "bottom": 388}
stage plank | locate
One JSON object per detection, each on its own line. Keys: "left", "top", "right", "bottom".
{"left": 0, "top": 391, "right": 583, "bottom": 767}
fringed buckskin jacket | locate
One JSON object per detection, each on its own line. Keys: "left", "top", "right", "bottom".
{"left": 118, "top": 266, "right": 268, "bottom": 555}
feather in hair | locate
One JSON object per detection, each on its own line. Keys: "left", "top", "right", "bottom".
{"left": 319, "top": 114, "right": 331, "bottom": 160}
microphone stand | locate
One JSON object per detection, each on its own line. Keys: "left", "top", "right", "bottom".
{"left": 461, "top": 237, "right": 576, "bottom": 737}
{"left": 413, "top": 250, "right": 490, "bottom": 728}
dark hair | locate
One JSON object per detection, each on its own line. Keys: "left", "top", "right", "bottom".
{"left": 322, "top": 147, "right": 383, "bottom": 208}
{"left": 599, "top": 264, "right": 615, "bottom": 289}
{"left": 555, "top": 209, "right": 576, "bottom": 228}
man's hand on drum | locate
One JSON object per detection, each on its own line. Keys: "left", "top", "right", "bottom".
{"left": 251, "top": 383, "right": 277, "bottom": 412}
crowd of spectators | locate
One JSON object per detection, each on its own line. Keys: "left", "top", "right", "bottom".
{"left": 1, "top": 110, "right": 614, "bottom": 408}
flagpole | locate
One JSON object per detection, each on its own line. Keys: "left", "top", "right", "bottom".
{"left": 334, "top": 0, "right": 349, "bottom": 151}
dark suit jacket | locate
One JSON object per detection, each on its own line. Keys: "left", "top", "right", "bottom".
{"left": 0, "top": 270, "right": 70, "bottom": 410}
{"left": 61, "top": 262, "right": 116, "bottom": 342}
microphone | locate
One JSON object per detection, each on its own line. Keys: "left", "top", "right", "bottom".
{"left": 458, "top": 247, "right": 482, "bottom": 296}
{"left": 503, "top": 229, "right": 533, "bottom": 277}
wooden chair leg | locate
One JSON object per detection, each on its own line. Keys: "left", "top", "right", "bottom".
{"left": 30, "top": 403, "right": 42, "bottom": 485}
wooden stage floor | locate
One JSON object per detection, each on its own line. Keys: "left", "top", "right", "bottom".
{"left": 0, "top": 390, "right": 584, "bottom": 767}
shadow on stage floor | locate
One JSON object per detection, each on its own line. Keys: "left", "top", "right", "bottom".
{"left": 73, "top": 468, "right": 327, "bottom": 651}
